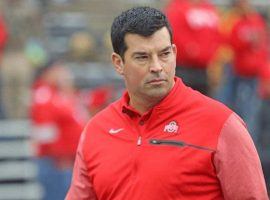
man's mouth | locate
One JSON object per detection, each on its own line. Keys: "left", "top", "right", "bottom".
{"left": 147, "top": 78, "right": 166, "bottom": 84}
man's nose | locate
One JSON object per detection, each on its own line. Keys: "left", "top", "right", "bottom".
{"left": 149, "top": 56, "right": 163, "bottom": 73}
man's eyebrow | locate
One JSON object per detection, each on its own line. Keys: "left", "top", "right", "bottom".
{"left": 131, "top": 45, "right": 172, "bottom": 57}
{"left": 160, "top": 45, "right": 172, "bottom": 52}
{"left": 131, "top": 51, "right": 148, "bottom": 57}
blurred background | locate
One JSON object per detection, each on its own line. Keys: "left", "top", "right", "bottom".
{"left": 0, "top": 0, "right": 269, "bottom": 199}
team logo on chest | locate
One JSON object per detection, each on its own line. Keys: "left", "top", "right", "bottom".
{"left": 164, "top": 121, "right": 179, "bottom": 133}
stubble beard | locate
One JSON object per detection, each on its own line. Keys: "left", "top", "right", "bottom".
{"left": 142, "top": 83, "right": 169, "bottom": 102}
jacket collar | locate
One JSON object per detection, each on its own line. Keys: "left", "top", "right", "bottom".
{"left": 120, "top": 77, "right": 187, "bottom": 117}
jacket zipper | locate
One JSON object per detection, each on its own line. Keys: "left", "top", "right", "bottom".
{"left": 149, "top": 139, "right": 215, "bottom": 152}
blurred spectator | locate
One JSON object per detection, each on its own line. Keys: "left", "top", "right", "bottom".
{"left": 0, "top": 14, "right": 7, "bottom": 59}
{"left": 215, "top": 0, "right": 268, "bottom": 144}
{"left": 25, "top": 38, "right": 48, "bottom": 69}
{"left": 87, "top": 85, "right": 114, "bottom": 116}
{"left": 1, "top": 50, "right": 32, "bottom": 118}
{"left": 0, "top": 13, "right": 8, "bottom": 119}
{"left": 68, "top": 31, "right": 97, "bottom": 62}
{"left": 1, "top": 39, "right": 47, "bottom": 119}
{"left": 206, "top": 4, "right": 241, "bottom": 95}
{"left": 258, "top": 62, "right": 270, "bottom": 193}
{"left": 165, "top": 0, "right": 221, "bottom": 95}
{"left": 259, "top": 62, "right": 270, "bottom": 100}
{"left": 30, "top": 60, "right": 89, "bottom": 200}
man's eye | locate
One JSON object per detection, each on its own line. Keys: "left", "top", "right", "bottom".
{"left": 161, "top": 51, "right": 171, "bottom": 57}
{"left": 135, "top": 56, "right": 148, "bottom": 60}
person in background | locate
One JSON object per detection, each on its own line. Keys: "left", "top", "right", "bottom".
{"left": 66, "top": 7, "right": 268, "bottom": 199}
{"left": 0, "top": 15, "right": 7, "bottom": 58}
{"left": 257, "top": 62, "right": 270, "bottom": 193}
{"left": 206, "top": 3, "right": 241, "bottom": 95}
{"left": 30, "top": 60, "right": 89, "bottom": 200}
{"left": 0, "top": 13, "right": 8, "bottom": 119}
{"left": 87, "top": 85, "right": 113, "bottom": 117}
{"left": 165, "top": 0, "right": 221, "bottom": 95}
{"left": 215, "top": 0, "right": 268, "bottom": 145}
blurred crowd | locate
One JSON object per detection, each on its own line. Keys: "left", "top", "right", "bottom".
{"left": 0, "top": 0, "right": 269, "bottom": 199}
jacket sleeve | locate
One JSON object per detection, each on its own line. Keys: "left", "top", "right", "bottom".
{"left": 214, "top": 112, "right": 268, "bottom": 199}
{"left": 65, "top": 131, "right": 97, "bottom": 200}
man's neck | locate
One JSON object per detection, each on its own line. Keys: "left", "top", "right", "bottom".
{"left": 129, "top": 95, "right": 162, "bottom": 115}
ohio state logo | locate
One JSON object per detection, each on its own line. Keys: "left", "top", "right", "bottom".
{"left": 164, "top": 121, "right": 179, "bottom": 133}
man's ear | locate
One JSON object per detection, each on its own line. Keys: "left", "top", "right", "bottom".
{"left": 111, "top": 52, "right": 124, "bottom": 75}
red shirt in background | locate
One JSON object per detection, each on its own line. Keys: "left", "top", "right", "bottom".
{"left": 30, "top": 79, "right": 88, "bottom": 160}
{"left": 0, "top": 14, "right": 7, "bottom": 56}
{"left": 87, "top": 86, "right": 113, "bottom": 116}
{"left": 165, "top": 0, "right": 221, "bottom": 68}
{"left": 229, "top": 12, "right": 268, "bottom": 77}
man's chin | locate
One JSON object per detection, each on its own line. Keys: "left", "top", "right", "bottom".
{"left": 145, "top": 87, "right": 169, "bottom": 99}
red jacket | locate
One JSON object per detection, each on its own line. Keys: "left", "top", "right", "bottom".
{"left": 30, "top": 80, "right": 88, "bottom": 159}
{"left": 66, "top": 77, "right": 268, "bottom": 199}
{"left": 165, "top": 0, "right": 221, "bottom": 68}
{"left": 229, "top": 12, "right": 268, "bottom": 77}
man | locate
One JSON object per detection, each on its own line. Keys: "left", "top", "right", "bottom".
{"left": 66, "top": 7, "right": 268, "bottom": 199}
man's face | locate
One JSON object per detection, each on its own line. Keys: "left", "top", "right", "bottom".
{"left": 112, "top": 27, "right": 177, "bottom": 102}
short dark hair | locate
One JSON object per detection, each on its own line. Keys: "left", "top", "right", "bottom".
{"left": 111, "top": 7, "right": 173, "bottom": 59}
